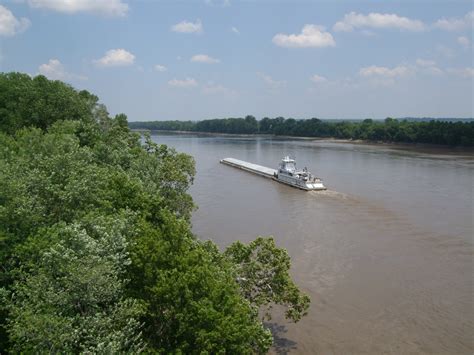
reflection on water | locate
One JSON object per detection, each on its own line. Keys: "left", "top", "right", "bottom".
{"left": 152, "top": 134, "right": 474, "bottom": 354}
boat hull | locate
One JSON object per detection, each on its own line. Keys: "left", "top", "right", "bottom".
{"left": 275, "top": 174, "right": 326, "bottom": 191}
{"left": 220, "top": 157, "right": 327, "bottom": 191}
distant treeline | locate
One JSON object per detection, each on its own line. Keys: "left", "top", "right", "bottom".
{"left": 129, "top": 116, "right": 474, "bottom": 146}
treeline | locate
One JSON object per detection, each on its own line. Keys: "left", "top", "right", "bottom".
{"left": 129, "top": 116, "right": 258, "bottom": 134}
{"left": 0, "top": 73, "right": 309, "bottom": 353}
{"left": 130, "top": 116, "right": 474, "bottom": 146}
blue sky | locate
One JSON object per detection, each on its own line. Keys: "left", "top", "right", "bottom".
{"left": 1, "top": 0, "right": 472, "bottom": 120}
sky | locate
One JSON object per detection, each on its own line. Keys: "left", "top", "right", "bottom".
{"left": 0, "top": 0, "right": 473, "bottom": 121}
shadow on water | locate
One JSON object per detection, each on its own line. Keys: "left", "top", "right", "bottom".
{"left": 265, "top": 322, "right": 298, "bottom": 354}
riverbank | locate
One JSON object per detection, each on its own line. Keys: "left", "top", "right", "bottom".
{"left": 129, "top": 117, "right": 474, "bottom": 147}
{"left": 134, "top": 129, "right": 474, "bottom": 155}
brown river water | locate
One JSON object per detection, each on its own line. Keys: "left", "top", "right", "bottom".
{"left": 151, "top": 133, "right": 473, "bottom": 354}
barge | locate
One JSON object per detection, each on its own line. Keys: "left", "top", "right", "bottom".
{"left": 220, "top": 156, "right": 326, "bottom": 191}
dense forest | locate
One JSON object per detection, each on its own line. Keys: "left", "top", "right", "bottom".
{"left": 0, "top": 72, "right": 310, "bottom": 353}
{"left": 129, "top": 116, "right": 474, "bottom": 147}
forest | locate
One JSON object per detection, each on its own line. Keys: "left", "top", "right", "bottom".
{"left": 0, "top": 72, "right": 309, "bottom": 353}
{"left": 129, "top": 116, "right": 474, "bottom": 147}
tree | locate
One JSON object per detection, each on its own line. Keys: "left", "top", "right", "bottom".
{"left": 0, "top": 73, "right": 94, "bottom": 134}
{"left": 127, "top": 213, "right": 273, "bottom": 353}
{"left": 225, "top": 237, "right": 310, "bottom": 322}
{"left": 0, "top": 73, "right": 311, "bottom": 353}
{"left": 129, "top": 117, "right": 474, "bottom": 147}
{"left": 5, "top": 217, "right": 144, "bottom": 354}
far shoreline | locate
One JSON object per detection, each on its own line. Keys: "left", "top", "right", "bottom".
{"left": 131, "top": 129, "right": 474, "bottom": 155}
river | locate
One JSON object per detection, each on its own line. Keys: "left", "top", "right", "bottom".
{"left": 151, "top": 133, "right": 473, "bottom": 354}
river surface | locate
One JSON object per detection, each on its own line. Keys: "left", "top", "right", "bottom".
{"left": 151, "top": 133, "right": 473, "bottom": 354}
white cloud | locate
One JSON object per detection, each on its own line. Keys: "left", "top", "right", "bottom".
{"left": 357, "top": 62, "right": 447, "bottom": 84}
{"left": 38, "top": 59, "right": 87, "bottom": 81}
{"left": 272, "top": 24, "right": 335, "bottom": 48}
{"left": 28, "top": 0, "right": 128, "bottom": 17}
{"left": 359, "top": 65, "right": 410, "bottom": 78}
{"left": 457, "top": 36, "right": 470, "bottom": 49}
{"left": 434, "top": 11, "right": 474, "bottom": 31}
{"left": 94, "top": 49, "right": 135, "bottom": 67}
{"left": 168, "top": 78, "right": 198, "bottom": 88}
{"left": 190, "top": 54, "right": 220, "bottom": 64}
{"left": 257, "top": 72, "right": 286, "bottom": 89}
{"left": 231, "top": 26, "right": 240, "bottom": 34}
{"left": 0, "top": 5, "right": 31, "bottom": 37}
{"left": 171, "top": 19, "right": 203, "bottom": 34}
{"left": 154, "top": 64, "right": 167, "bottom": 72}
{"left": 334, "top": 12, "right": 425, "bottom": 32}
{"left": 447, "top": 67, "right": 474, "bottom": 78}
{"left": 415, "top": 59, "right": 443, "bottom": 75}
{"left": 310, "top": 74, "right": 327, "bottom": 83}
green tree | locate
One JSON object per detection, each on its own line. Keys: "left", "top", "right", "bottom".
{"left": 130, "top": 117, "right": 474, "bottom": 146}
{"left": 127, "top": 213, "right": 273, "bottom": 353}
{"left": 5, "top": 218, "right": 144, "bottom": 353}
{"left": 0, "top": 73, "right": 94, "bottom": 134}
{"left": 225, "top": 237, "right": 310, "bottom": 322}
{"left": 0, "top": 73, "right": 311, "bottom": 353}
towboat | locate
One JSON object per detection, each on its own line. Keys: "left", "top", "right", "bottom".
{"left": 220, "top": 156, "right": 326, "bottom": 191}
{"left": 274, "top": 156, "right": 326, "bottom": 191}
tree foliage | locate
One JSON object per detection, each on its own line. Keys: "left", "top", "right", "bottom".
{"left": 130, "top": 116, "right": 474, "bottom": 146}
{"left": 0, "top": 72, "right": 308, "bottom": 353}
{"left": 225, "top": 237, "right": 310, "bottom": 322}
{"left": 6, "top": 218, "right": 144, "bottom": 354}
{"left": 0, "top": 73, "right": 96, "bottom": 134}
{"left": 127, "top": 216, "right": 273, "bottom": 353}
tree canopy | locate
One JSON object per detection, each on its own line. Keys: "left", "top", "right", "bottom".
{"left": 0, "top": 72, "right": 309, "bottom": 353}
{"left": 130, "top": 116, "right": 474, "bottom": 147}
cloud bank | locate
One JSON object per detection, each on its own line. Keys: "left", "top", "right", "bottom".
{"left": 273, "top": 25, "right": 335, "bottom": 48}
{"left": 168, "top": 78, "right": 198, "bottom": 88}
{"left": 334, "top": 12, "right": 425, "bottom": 32}
{"left": 191, "top": 54, "right": 220, "bottom": 64}
{"left": 171, "top": 19, "right": 203, "bottom": 34}
{"left": 94, "top": 49, "right": 135, "bottom": 67}
{"left": 28, "top": 0, "right": 129, "bottom": 17}
{"left": 434, "top": 11, "right": 474, "bottom": 31}
{"left": 0, "top": 5, "right": 31, "bottom": 37}
{"left": 39, "top": 59, "right": 87, "bottom": 80}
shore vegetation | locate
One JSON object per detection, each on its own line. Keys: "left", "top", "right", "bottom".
{"left": 129, "top": 116, "right": 474, "bottom": 147}
{"left": 0, "top": 72, "right": 309, "bottom": 353}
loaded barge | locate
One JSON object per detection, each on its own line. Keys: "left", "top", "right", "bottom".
{"left": 220, "top": 156, "right": 326, "bottom": 191}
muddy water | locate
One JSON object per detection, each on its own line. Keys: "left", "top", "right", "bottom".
{"left": 151, "top": 134, "right": 473, "bottom": 354}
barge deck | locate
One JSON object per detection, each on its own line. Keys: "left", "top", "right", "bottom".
{"left": 220, "top": 157, "right": 327, "bottom": 191}
{"left": 220, "top": 158, "right": 276, "bottom": 179}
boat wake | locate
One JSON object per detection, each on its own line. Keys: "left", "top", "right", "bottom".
{"left": 310, "top": 189, "right": 403, "bottom": 223}
{"left": 310, "top": 189, "right": 351, "bottom": 200}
